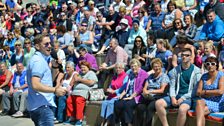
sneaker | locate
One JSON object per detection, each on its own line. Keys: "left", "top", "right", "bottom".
{"left": 0, "top": 110, "right": 9, "bottom": 116}
{"left": 54, "top": 120, "right": 60, "bottom": 124}
{"left": 12, "top": 111, "right": 24, "bottom": 117}
{"left": 74, "top": 120, "right": 82, "bottom": 126}
{"left": 63, "top": 119, "right": 75, "bottom": 125}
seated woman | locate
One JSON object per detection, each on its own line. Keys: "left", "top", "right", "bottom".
{"left": 162, "top": 1, "right": 183, "bottom": 31}
{"left": 10, "top": 40, "right": 24, "bottom": 67}
{"left": 132, "top": 36, "right": 146, "bottom": 68}
{"left": 23, "top": 38, "right": 35, "bottom": 67}
{"left": 56, "top": 61, "right": 77, "bottom": 123}
{"left": 167, "top": 18, "right": 185, "bottom": 47}
{"left": 114, "top": 59, "right": 148, "bottom": 126}
{"left": 66, "top": 61, "right": 98, "bottom": 125}
{"left": 183, "top": 14, "right": 197, "bottom": 41}
{"left": 134, "top": 58, "right": 170, "bottom": 126}
{"left": 136, "top": 7, "right": 148, "bottom": 30}
{"left": 155, "top": 39, "right": 173, "bottom": 73}
{"left": 0, "top": 62, "right": 13, "bottom": 96}
{"left": 3, "top": 32, "right": 16, "bottom": 52}
{"left": 100, "top": 62, "right": 127, "bottom": 126}
{"left": 196, "top": 56, "right": 224, "bottom": 126}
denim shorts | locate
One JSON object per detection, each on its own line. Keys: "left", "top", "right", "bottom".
{"left": 162, "top": 96, "right": 192, "bottom": 108}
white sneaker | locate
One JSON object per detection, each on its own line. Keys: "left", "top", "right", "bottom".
{"left": 12, "top": 111, "right": 24, "bottom": 118}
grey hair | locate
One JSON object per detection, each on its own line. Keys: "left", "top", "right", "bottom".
{"left": 111, "top": 38, "right": 119, "bottom": 45}
{"left": 115, "top": 62, "right": 125, "bottom": 69}
{"left": 66, "top": 61, "right": 75, "bottom": 69}
{"left": 129, "top": 58, "right": 141, "bottom": 67}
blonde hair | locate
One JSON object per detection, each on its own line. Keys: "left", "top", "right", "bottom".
{"left": 156, "top": 39, "right": 173, "bottom": 51}
{"left": 24, "top": 38, "right": 31, "bottom": 44}
{"left": 119, "top": 6, "right": 126, "bottom": 13}
{"left": 204, "top": 40, "right": 217, "bottom": 55}
{"left": 14, "top": 40, "right": 22, "bottom": 46}
{"left": 54, "top": 41, "right": 60, "bottom": 46}
{"left": 150, "top": 58, "right": 163, "bottom": 68}
{"left": 129, "top": 58, "right": 141, "bottom": 67}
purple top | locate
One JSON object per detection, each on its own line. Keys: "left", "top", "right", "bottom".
{"left": 76, "top": 53, "right": 98, "bottom": 72}
{"left": 125, "top": 69, "right": 148, "bottom": 103}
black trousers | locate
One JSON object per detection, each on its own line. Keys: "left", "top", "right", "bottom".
{"left": 134, "top": 99, "right": 156, "bottom": 126}
{"left": 114, "top": 99, "right": 137, "bottom": 125}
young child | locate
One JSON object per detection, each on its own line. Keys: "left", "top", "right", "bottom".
{"left": 201, "top": 41, "right": 216, "bottom": 73}
{"left": 195, "top": 41, "right": 205, "bottom": 68}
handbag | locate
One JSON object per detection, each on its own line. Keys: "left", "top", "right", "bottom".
{"left": 142, "top": 93, "right": 155, "bottom": 101}
{"left": 88, "top": 88, "right": 105, "bottom": 101}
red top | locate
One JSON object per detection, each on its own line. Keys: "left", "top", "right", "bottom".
{"left": 0, "top": 71, "right": 12, "bottom": 87}
{"left": 108, "top": 71, "right": 127, "bottom": 98}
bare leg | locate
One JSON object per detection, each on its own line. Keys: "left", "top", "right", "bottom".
{"left": 155, "top": 99, "right": 169, "bottom": 126}
{"left": 101, "top": 119, "right": 106, "bottom": 126}
{"left": 97, "top": 45, "right": 106, "bottom": 54}
{"left": 196, "top": 100, "right": 210, "bottom": 126}
{"left": 176, "top": 104, "right": 190, "bottom": 126}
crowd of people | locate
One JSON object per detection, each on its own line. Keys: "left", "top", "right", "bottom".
{"left": 0, "top": 0, "right": 223, "bottom": 126}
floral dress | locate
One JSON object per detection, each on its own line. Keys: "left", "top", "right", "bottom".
{"left": 201, "top": 71, "right": 224, "bottom": 112}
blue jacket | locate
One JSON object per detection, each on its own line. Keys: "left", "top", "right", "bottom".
{"left": 199, "top": 16, "right": 224, "bottom": 41}
{"left": 12, "top": 70, "right": 28, "bottom": 91}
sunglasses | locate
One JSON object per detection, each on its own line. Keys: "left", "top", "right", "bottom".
{"left": 205, "top": 62, "right": 216, "bottom": 66}
{"left": 175, "top": 22, "right": 181, "bottom": 25}
{"left": 24, "top": 42, "right": 30, "bottom": 45}
{"left": 15, "top": 44, "right": 21, "bottom": 47}
{"left": 181, "top": 54, "right": 190, "bottom": 57}
{"left": 78, "top": 0, "right": 83, "bottom": 3}
{"left": 81, "top": 24, "right": 88, "bottom": 27}
{"left": 43, "top": 42, "right": 51, "bottom": 47}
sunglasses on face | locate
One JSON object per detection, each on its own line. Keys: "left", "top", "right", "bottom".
{"left": 43, "top": 42, "right": 51, "bottom": 47}
{"left": 205, "top": 62, "right": 216, "bottom": 66}
{"left": 81, "top": 24, "right": 88, "bottom": 27}
{"left": 78, "top": 0, "right": 83, "bottom": 3}
{"left": 181, "top": 54, "right": 190, "bottom": 57}
{"left": 24, "top": 42, "right": 30, "bottom": 45}
{"left": 175, "top": 22, "right": 181, "bottom": 25}
{"left": 15, "top": 44, "right": 21, "bottom": 47}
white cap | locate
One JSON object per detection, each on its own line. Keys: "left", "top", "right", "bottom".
{"left": 119, "top": 18, "right": 128, "bottom": 25}
{"left": 68, "top": 0, "right": 72, "bottom": 4}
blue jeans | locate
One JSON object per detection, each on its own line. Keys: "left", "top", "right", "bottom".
{"left": 57, "top": 95, "right": 67, "bottom": 122}
{"left": 30, "top": 105, "right": 54, "bottom": 126}
{"left": 101, "top": 98, "right": 118, "bottom": 119}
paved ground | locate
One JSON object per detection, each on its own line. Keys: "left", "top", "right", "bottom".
{"left": 0, "top": 115, "right": 74, "bottom": 126}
